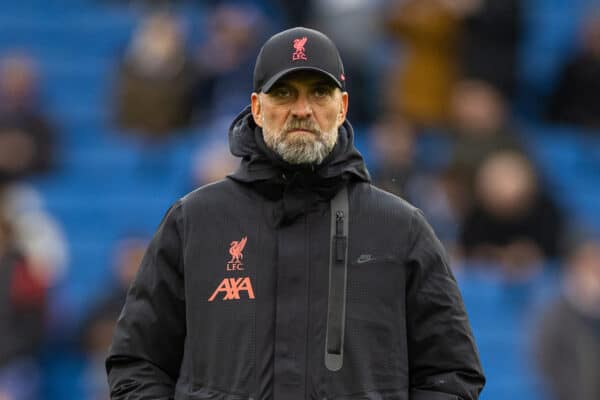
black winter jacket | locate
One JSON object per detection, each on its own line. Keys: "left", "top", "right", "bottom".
{"left": 107, "top": 107, "right": 485, "bottom": 399}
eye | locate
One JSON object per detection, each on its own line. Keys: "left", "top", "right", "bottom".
{"left": 269, "top": 86, "right": 292, "bottom": 98}
{"left": 313, "top": 85, "right": 333, "bottom": 98}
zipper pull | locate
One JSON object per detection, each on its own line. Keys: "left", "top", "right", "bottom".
{"left": 335, "top": 211, "right": 346, "bottom": 262}
{"left": 336, "top": 210, "right": 344, "bottom": 235}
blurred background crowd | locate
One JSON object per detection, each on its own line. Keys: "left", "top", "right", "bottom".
{"left": 0, "top": 0, "right": 599, "bottom": 399}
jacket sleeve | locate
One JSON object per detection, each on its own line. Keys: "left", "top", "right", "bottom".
{"left": 405, "top": 209, "right": 485, "bottom": 400}
{"left": 106, "top": 201, "right": 186, "bottom": 399}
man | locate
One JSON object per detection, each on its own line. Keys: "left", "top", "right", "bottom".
{"left": 107, "top": 27, "right": 485, "bottom": 399}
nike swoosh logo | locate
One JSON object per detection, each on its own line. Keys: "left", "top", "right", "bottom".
{"left": 356, "top": 254, "right": 376, "bottom": 264}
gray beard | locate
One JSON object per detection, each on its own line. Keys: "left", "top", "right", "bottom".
{"left": 263, "top": 126, "right": 337, "bottom": 165}
{"left": 272, "top": 136, "right": 331, "bottom": 165}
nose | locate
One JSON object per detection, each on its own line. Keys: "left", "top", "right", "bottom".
{"left": 290, "top": 92, "right": 312, "bottom": 119}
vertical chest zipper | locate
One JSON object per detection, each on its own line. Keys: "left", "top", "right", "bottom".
{"left": 325, "top": 186, "right": 349, "bottom": 372}
{"left": 335, "top": 211, "right": 347, "bottom": 263}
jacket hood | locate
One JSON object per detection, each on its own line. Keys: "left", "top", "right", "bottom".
{"left": 228, "top": 106, "right": 371, "bottom": 185}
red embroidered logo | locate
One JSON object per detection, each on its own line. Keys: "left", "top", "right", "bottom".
{"left": 208, "top": 277, "right": 255, "bottom": 301}
{"left": 227, "top": 236, "right": 247, "bottom": 271}
{"left": 292, "top": 37, "right": 308, "bottom": 61}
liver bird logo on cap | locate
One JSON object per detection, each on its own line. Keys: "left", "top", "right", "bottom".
{"left": 292, "top": 37, "right": 308, "bottom": 61}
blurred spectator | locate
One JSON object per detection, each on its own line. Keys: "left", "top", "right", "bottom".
{"left": 383, "top": 0, "right": 466, "bottom": 128}
{"left": 368, "top": 115, "right": 416, "bottom": 197}
{"left": 368, "top": 115, "right": 459, "bottom": 249}
{"left": 0, "top": 184, "right": 68, "bottom": 288}
{"left": 191, "top": 134, "right": 238, "bottom": 188}
{"left": 546, "top": 12, "right": 600, "bottom": 129}
{"left": 0, "top": 209, "right": 45, "bottom": 400}
{"left": 311, "top": 0, "right": 383, "bottom": 126}
{"left": 102, "top": 0, "right": 191, "bottom": 6}
{"left": 114, "top": 12, "right": 196, "bottom": 139}
{"left": 192, "top": 3, "right": 265, "bottom": 121}
{"left": 458, "top": 150, "right": 564, "bottom": 277}
{"left": 269, "top": 0, "right": 313, "bottom": 26}
{"left": 80, "top": 235, "right": 148, "bottom": 400}
{"left": 443, "top": 79, "right": 523, "bottom": 216}
{"left": 534, "top": 238, "right": 600, "bottom": 400}
{"left": 459, "top": 0, "right": 523, "bottom": 99}
{"left": 0, "top": 53, "right": 55, "bottom": 187}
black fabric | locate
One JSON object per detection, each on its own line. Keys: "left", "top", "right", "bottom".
{"left": 546, "top": 54, "right": 600, "bottom": 129}
{"left": 107, "top": 107, "right": 485, "bottom": 399}
{"left": 460, "top": 0, "right": 522, "bottom": 98}
{"left": 253, "top": 27, "right": 345, "bottom": 92}
{"left": 0, "top": 249, "right": 45, "bottom": 367}
{"left": 460, "top": 192, "right": 564, "bottom": 259}
{"left": 411, "top": 389, "right": 461, "bottom": 400}
{"left": 0, "top": 109, "right": 55, "bottom": 184}
{"left": 228, "top": 106, "right": 369, "bottom": 226}
{"left": 325, "top": 187, "right": 348, "bottom": 371}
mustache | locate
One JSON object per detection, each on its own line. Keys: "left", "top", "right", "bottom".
{"left": 283, "top": 118, "right": 320, "bottom": 135}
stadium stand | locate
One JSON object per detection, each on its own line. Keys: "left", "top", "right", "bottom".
{"left": 0, "top": 0, "right": 598, "bottom": 399}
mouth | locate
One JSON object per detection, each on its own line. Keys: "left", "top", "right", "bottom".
{"left": 286, "top": 128, "right": 318, "bottom": 136}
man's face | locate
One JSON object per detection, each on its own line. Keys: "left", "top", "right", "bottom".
{"left": 251, "top": 70, "right": 348, "bottom": 165}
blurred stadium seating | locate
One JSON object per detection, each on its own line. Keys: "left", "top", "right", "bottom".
{"left": 1, "top": 0, "right": 599, "bottom": 399}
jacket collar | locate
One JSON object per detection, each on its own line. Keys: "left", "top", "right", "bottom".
{"left": 227, "top": 105, "right": 371, "bottom": 187}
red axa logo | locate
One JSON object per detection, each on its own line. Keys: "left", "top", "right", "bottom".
{"left": 227, "top": 236, "right": 247, "bottom": 271}
{"left": 292, "top": 37, "right": 308, "bottom": 61}
{"left": 208, "top": 277, "right": 255, "bottom": 302}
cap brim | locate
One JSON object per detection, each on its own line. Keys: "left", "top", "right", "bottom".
{"left": 260, "top": 66, "right": 343, "bottom": 93}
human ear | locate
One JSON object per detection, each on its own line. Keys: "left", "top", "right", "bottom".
{"left": 337, "top": 91, "right": 349, "bottom": 126}
{"left": 251, "top": 92, "right": 263, "bottom": 127}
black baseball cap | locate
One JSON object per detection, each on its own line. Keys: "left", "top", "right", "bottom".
{"left": 253, "top": 27, "right": 346, "bottom": 93}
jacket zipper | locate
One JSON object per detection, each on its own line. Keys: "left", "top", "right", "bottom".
{"left": 304, "top": 208, "right": 311, "bottom": 399}
{"left": 335, "top": 211, "right": 345, "bottom": 262}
